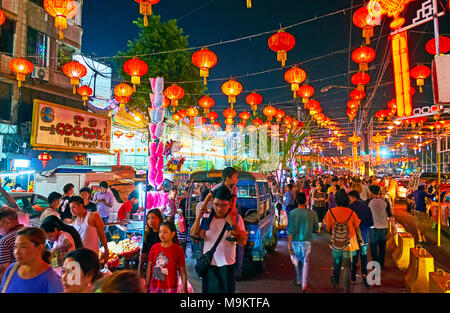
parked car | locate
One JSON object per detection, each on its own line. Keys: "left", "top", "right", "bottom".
{"left": 429, "top": 184, "right": 450, "bottom": 234}
{"left": 7, "top": 192, "right": 48, "bottom": 219}
{"left": 0, "top": 187, "right": 30, "bottom": 227}
{"left": 185, "top": 170, "right": 278, "bottom": 273}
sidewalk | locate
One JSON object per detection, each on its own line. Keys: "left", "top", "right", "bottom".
{"left": 392, "top": 202, "right": 450, "bottom": 272}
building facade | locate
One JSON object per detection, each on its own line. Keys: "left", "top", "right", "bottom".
{"left": 0, "top": 0, "right": 85, "bottom": 178}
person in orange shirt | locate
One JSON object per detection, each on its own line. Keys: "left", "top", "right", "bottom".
{"left": 324, "top": 189, "right": 364, "bottom": 293}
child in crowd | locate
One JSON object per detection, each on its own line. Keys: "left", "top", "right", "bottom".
{"left": 174, "top": 209, "right": 187, "bottom": 253}
{"left": 146, "top": 221, "right": 187, "bottom": 293}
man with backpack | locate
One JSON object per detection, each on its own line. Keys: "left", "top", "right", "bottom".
{"left": 324, "top": 190, "right": 363, "bottom": 292}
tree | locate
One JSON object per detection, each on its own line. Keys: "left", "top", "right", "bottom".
{"left": 115, "top": 16, "right": 206, "bottom": 115}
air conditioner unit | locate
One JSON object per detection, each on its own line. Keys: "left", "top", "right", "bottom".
{"left": 31, "top": 67, "right": 49, "bottom": 82}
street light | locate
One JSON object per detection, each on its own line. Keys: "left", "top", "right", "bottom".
{"left": 320, "top": 85, "right": 353, "bottom": 93}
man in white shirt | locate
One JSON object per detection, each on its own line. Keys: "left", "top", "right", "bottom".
{"left": 190, "top": 185, "right": 247, "bottom": 293}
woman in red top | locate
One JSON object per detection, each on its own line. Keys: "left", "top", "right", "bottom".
{"left": 146, "top": 221, "right": 187, "bottom": 293}
{"left": 117, "top": 192, "right": 139, "bottom": 222}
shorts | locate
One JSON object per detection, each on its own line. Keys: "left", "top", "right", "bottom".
{"left": 312, "top": 206, "right": 327, "bottom": 222}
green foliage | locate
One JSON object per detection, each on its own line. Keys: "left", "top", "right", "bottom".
{"left": 232, "top": 158, "right": 261, "bottom": 172}
{"left": 198, "top": 160, "right": 215, "bottom": 171}
{"left": 279, "top": 119, "right": 315, "bottom": 171}
{"left": 115, "top": 16, "right": 206, "bottom": 114}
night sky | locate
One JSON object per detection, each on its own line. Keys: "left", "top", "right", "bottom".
{"left": 81, "top": 0, "right": 450, "bottom": 153}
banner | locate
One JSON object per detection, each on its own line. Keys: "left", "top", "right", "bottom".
{"left": 31, "top": 99, "right": 112, "bottom": 154}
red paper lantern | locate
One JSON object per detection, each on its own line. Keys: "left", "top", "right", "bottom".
{"left": 297, "top": 85, "right": 314, "bottom": 103}
{"left": 347, "top": 100, "right": 360, "bottom": 110}
{"left": 125, "top": 133, "right": 135, "bottom": 139}
{"left": 213, "top": 122, "right": 221, "bottom": 130}
{"left": 74, "top": 154, "right": 85, "bottom": 165}
{"left": 350, "top": 89, "right": 365, "bottom": 103}
{"left": 164, "top": 84, "right": 185, "bottom": 111}
{"left": 172, "top": 112, "right": 181, "bottom": 123}
{"left": 192, "top": 47, "right": 217, "bottom": 85}
{"left": 223, "top": 108, "right": 236, "bottom": 126}
{"left": 77, "top": 85, "right": 93, "bottom": 106}
{"left": 268, "top": 29, "right": 295, "bottom": 66}
{"left": 0, "top": 9, "right": 5, "bottom": 26}
{"left": 63, "top": 61, "right": 87, "bottom": 94}
{"left": 283, "top": 116, "right": 293, "bottom": 127}
{"left": 263, "top": 105, "right": 276, "bottom": 121}
{"left": 239, "top": 111, "right": 251, "bottom": 124}
{"left": 224, "top": 118, "right": 234, "bottom": 126}
{"left": 353, "top": 6, "right": 377, "bottom": 44}
{"left": 123, "top": 58, "right": 148, "bottom": 91}
{"left": 114, "top": 130, "right": 124, "bottom": 138}
{"left": 275, "top": 109, "right": 285, "bottom": 122}
{"left": 351, "top": 72, "right": 370, "bottom": 91}
{"left": 246, "top": 92, "right": 263, "bottom": 115}
{"left": 284, "top": 66, "right": 307, "bottom": 98}
{"left": 207, "top": 111, "right": 218, "bottom": 123}
{"left": 375, "top": 109, "right": 386, "bottom": 121}
{"left": 38, "top": 152, "right": 52, "bottom": 169}
{"left": 9, "top": 58, "right": 34, "bottom": 87}
{"left": 222, "top": 80, "right": 242, "bottom": 109}
{"left": 163, "top": 96, "right": 170, "bottom": 108}
{"left": 115, "top": 95, "right": 130, "bottom": 106}
{"left": 237, "top": 122, "right": 246, "bottom": 131}
{"left": 305, "top": 99, "right": 320, "bottom": 110}
{"left": 425, "top": 36, "right": 450, "bottom": 55}
{"left": 135, "top": 0, "right": 160, "bottom": 26}
{"left": 410, "top": 65, "right": 431, "bottom": 93}
{"left": 253, "top": 118, "right": 263, "bottom": 127}
{"left": 352, "top": 46, "right": 376, "bottom": 72}
{"left": 44, "top": 0, "right": 78, "bottom": 39}
{"left": 178, "top": 109, "right": 187, "bottom": 119}
{"left": 114, "top": 83, "right": 134, "bottom": 107}
{"left": 198, "top": 96, "right": 215, "bottom": 114}
{"left": 387, "top": 99, "right": 397, "bottom": 112}
{"left": 186, "top": 106, "right": 199, "bottom": 124}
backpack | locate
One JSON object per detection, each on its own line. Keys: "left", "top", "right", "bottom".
{"left": 329, "top": 209, "right": 353, "bottom": 250}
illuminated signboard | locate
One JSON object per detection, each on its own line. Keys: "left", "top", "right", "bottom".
{"left": 31, "top": 99, "right": 112, "bottom": 154}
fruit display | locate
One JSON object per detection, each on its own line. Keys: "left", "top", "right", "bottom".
{"left": 107, "top": 252, "right": 120, "bottom": 268}
{"left": 111, "top": 239, "right": 140, "bottom": 257}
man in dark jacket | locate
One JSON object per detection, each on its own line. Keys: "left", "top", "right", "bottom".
{"left": 407, "top": 183, "right": 435, "bottom": 243}
{"left": 348, "top": 190, "right": 374, "bottom": 286}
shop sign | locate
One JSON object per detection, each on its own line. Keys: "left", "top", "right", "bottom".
{"left": 31, "top": 99, "right": 112, "bottom": 154}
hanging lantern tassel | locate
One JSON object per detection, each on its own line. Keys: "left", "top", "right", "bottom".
{"left": 140, "top": 2, "right": 151, "bottom": 27}
{"left": 54, "top": 16, "right": 67, "bottom": 40}
{"left": 363, "top": 26, "right": 373, "bottom": 45}
{"left": 247, "top": 0, "right": 252, "bottom": 8}
{"left": 131, "top": 76, "right": 140, "bottom": 92}
{"left": 277, "top": 50, "right": 287, "bottom": 67}
{"left": 200, "top": 68, "right": 208, "bottom": 85}
{"left": 229, "top": 96, "right": 235, "bottom": 109}
{"left": 417, "top": 79, "right": 424, "bottom": 93}
{"left": 70, "top": 77, "right": 79, "bottom": 94}
{"left": 291, "top": 83, "right": 298, "bottom": 98}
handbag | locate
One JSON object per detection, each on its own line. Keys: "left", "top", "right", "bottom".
{"left": 194, "top": 222, "right": 229, "bottom": 278}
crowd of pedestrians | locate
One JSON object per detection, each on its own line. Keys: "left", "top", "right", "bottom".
{"left": 0, "top": 170, "right": 441, "bottom": 294}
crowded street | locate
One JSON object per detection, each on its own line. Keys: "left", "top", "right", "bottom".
{"left": 0, "top": 0, "right": 449, "bottom": 305}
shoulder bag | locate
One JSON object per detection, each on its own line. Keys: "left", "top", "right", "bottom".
{"left": 194, "top": 222, "right": 229, "bottom": 278}
{"left": 1, "top": 263, "right": 20, "bottom": 293}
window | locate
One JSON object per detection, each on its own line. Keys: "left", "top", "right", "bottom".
{"left": 27, "top": 27, "right": 48, "bottom": 67}
{"left": 28, "top": 0, "right": 44, "bottom": 7}
{"left": 0, "top": 18, "right": 15, "bottom": 55}
{"left": 0, "top": 82, "right": 12, "bottom": 121}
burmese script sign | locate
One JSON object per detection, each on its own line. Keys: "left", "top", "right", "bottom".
{"left": 31, "top": 99, "right": 112, "bottom": 154}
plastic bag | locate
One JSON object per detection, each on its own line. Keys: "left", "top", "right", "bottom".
{"left": 290, "top": 254, "right": 298, "bottom": 267}
{"left": 100, "top": 264, "right": 112, "bottom": 277}
{"left": 176, "top": 276, "right": 194, "bottom": 293}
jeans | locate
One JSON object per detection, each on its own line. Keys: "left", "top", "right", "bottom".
{"left": 235, "top": 244, "right": 244, "bottom": 278}
{"left": 291, "top": 241, "right": 312, "bottom": 287}
{"left": 352, "top": 244, "right": 368, "bottom": 279}
{"left": 331, "top": 248, "right": 353, "bottom": 292}
{"left": 370, "top": 228, "right": 388, "bottom": 267}
{"left": 202, "top": 264, "right": 236, "bottom": 293}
